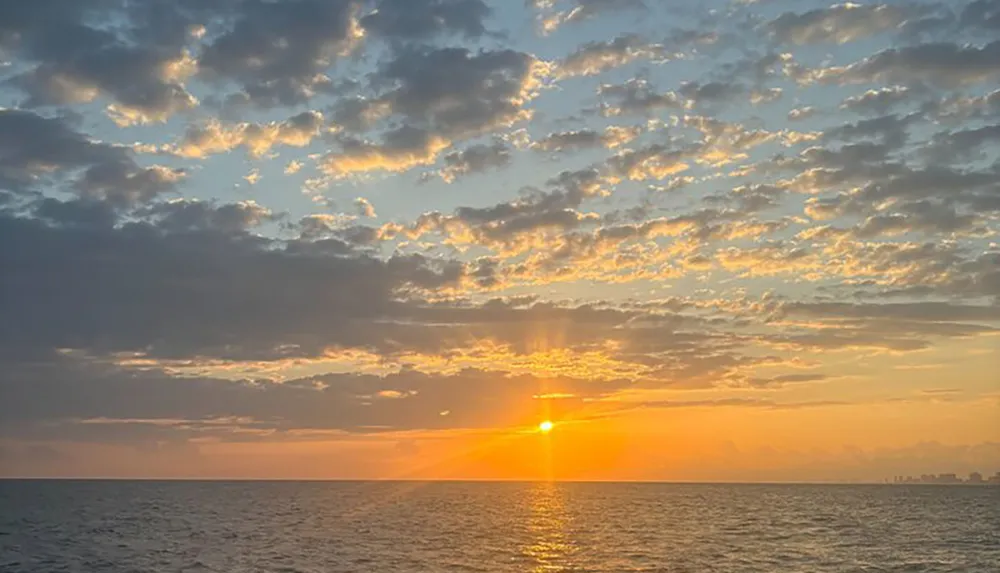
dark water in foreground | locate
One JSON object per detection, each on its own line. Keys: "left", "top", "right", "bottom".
{"left": 1, "top": 481, "right": 998, "bottom": 572}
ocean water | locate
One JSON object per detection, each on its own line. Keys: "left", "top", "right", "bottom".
{"left": 1, "top": 481, "right": 998, "bottom": 572}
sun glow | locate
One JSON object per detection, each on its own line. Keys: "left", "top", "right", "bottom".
{"left": 538, "top": 420, "right": 554, "bottom": 433}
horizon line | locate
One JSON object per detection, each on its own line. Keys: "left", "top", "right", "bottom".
{"left": 2, "top": 477, "right": 998, "bottom": 485}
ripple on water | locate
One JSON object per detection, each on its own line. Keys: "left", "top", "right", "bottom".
{"left": 0, "top": 482, "right": 998, "bottom": 573}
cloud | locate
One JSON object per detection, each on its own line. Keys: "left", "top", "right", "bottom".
{"left": 787, "top": 106, "right": 817, "bottom": 121}
{"left": 2, "top": 1, "right": 199, "bottom": 124}
{"left": 0, "top": 201, "right": 465, "bottom": 361}
{"left": 0, "top": 358, "right": 632, "bottom": 440}
{"left": 168, "top": 111, "right": 326, "bottom": 158}
{"left": 320, "top": 126, "right": 452, "bottom": 177}
{"left": 923, "top": 123, "right": 1000, "bottom": 163}
{"left": 809, "top": 41, "right": 1000, "bottom": 88}
{"left": 840, "top": 86, "right": 913, "bottom": 115}
{"left": 427, "top": 140, "right": 512, "bottom": 183}
{"left": 789, "top": 233, "right": 1000, "bottom": 299}
{"left": 139, "top": 199, "right": 279, "bottom": 235}
{"left": 750, "top": 87, "right": 783, "bottom": 105}
{"left": 744, "top": 373, "right": 829, "bottom": 388}
{"left": 360, "top": 0, "right": 491, "bottom": 41}
{"left": 960, "top": 0, "right": 1000, "bottom": 31}
{"left": 797, "top": 158, "right": 998, "bottom": 222}
{"left": 0, "top": 110, "right": 183, "bottom": 206}
{"left": 678, "top": 80, "right": 745, "bottom": 106}
{"left": 823, "top": 112, "right": 920, "bottom": 148}
{"left": 372, "top": 46, "right": 547, "bottom": 138}
{"left": 393, "top": 167, "right": 606, "bottom": 252}
{"left": 198, "top": 0, "right": 363, "bottom": 107}
{"left": 1, "top": 0, "right": 998, "bottom": 469}
{"left": 314, "top": 47, "right": 548, "bottom": 178}
{"left": 766, "top": 3, "right": 909, "bottom": 45}
{"left": 555, "top": 35, "right": 670, "bottom": 78}
{"left": 540, "top": 0, "right": 647, "bottom": 33}
{"left": 605, "top": 143, "right": 691, "bottom": 181}
{"left": 849, "top": 202, "right": 985, "bottom": 238}
{"left": 532, "top": 125, "right": 642, "bottom": 152}
{"left": 782, "top": 301, "right": 1000, "bottom": 323}
{"left": 597, "top": 78, "right": 683, "bottom": 116}
{"left": 930, "top": 89, "right": 1000, "bottom": 121}
{"left": 354, "top": 197, "right": 377, "bottom": 218}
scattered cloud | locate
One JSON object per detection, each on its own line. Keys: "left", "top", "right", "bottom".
{"left": 556, "top": 35, "right": 671, "bottom": 78}
{"left": 429, "top": 140, "right": 512, "bottom": 183}
{"left": 0, "top": 0, "right": 997, "bottom": 476}
{"left": 767, "top": 3, "right": 910, "bottom": 45}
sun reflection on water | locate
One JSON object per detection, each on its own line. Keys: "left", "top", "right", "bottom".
{"left": 524, "top": 482, "right": 576, "bottom": 572}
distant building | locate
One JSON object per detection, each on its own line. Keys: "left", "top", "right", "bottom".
{"left": 890, "top": 471, "right": 999, "bottom": 485}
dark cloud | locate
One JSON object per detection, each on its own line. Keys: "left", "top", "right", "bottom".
{"left": 373, "top": 46, "right": 542, "bottom": 138}
{"left": 398, "top": 168, "right": 606, "bottom": 248}
{"left": 801, "top": 160, "right": 999, "bottom": 223}
{"left": 0, "top": 355, "right": 635, "bottom": 439}
{"left": 597, "top": 78, "right": 683, "bottom": 116}
{"left": 546, "top": 0, "right": 646, "bottom": 30}
{"left": 0, "top": 356, "right": 634, "bottom": 440}
{"left": 0, "top": 203, "right": 463, "bottom": 361}
{"left": 360, "top": 0, "right": 491, "bottom": 41}
{"left": 330, "top": 96, "right": 390, "bottom": 132}
{"left": 0, "top": 110, "right": 182, "bottom": 206}
{"left": 664, "top": 27, "right": 721, "bottom": 51}
{"left": 960, "top": 0, "right": 1000, "bottom": 31}
{"left": 321, "top": 125, "right": 451, "bottom": 177}
{"left": 30, "top": 197, "right": 120, "bottom": 229}
{"left": 169, "top": 110, "right": 327, "bottom": 158}
{"left": 930, "top": 89, "right": 1000, "bottom": 122}
{"left": 766, "top": 3, "right": 909, "bottom": 45}
{"left": 924, "top": 123, "right": 1000, "bottom": 163}
{"left": 840, "top": 86, "right": 914, "bottom": 115}
{"left": 816, "top": 41, "right": 1000, "bottom": 88}
{"left": 317, "top": 46, "right": 543, "bottom": 175}
{"left": 604, "top": 142, "right": 692, "bottom": 181}
{"left": 704, "top": 183, "right": 786, "bottom": 215}
{"left": 1, "top": 0, "right": 199, "bottom": 123}
{"left": 796, "top": 234, "right": 1000, "bottom": 300}
{"left": 823, "top": 112, "right": 921, "bottom": 149}
{"left": 851, "top": 201, "right": 985, "bottom": 238}
{"left": 428, "top": 140, "right": 512, "bottom": 183}
{"left": 532, "top": 126, "right": 641, "bottom": 152}
{"left": 139, "top": 199, "right": 281, "bottom": 235}
{"left": 198, "top": 0, "right": 362, "bottom": 107}
{"left": 556, "top": 34, "right": 668, "bottom": 78}
{"left": 678, "top": 80, "right": 745, "bottom": 106}
{"left": 783, "top": 301, "right": 1000, "bottom": 323}
{"left": 787, "top": 106, "right": 816, "bottom": 121}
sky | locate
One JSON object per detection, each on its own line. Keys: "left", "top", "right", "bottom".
{"left": 1, "top": 0, "right": 998, "bottom": 482}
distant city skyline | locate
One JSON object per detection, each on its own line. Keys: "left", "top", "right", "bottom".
{"left": 892, "top": 471, "right": 1000, "bottom": 485}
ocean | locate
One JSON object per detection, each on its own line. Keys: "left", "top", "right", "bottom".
{"left": 1, "top": 481, "right": 997, "bottom": 572}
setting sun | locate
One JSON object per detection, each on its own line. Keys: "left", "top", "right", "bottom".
{"left": 538, "top": 421, "right": 554, "bottom": 433}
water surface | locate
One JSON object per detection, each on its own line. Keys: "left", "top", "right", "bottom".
{"left": 2, "top": 481, "right": 997, "bottom": 572}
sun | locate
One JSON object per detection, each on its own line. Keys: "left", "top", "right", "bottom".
{"left": 538, "top": 420, "right": 554, "bottom": 433}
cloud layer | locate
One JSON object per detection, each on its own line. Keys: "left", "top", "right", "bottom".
{"left": 1, "top": 0, "right": 997, "bottom": 478}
